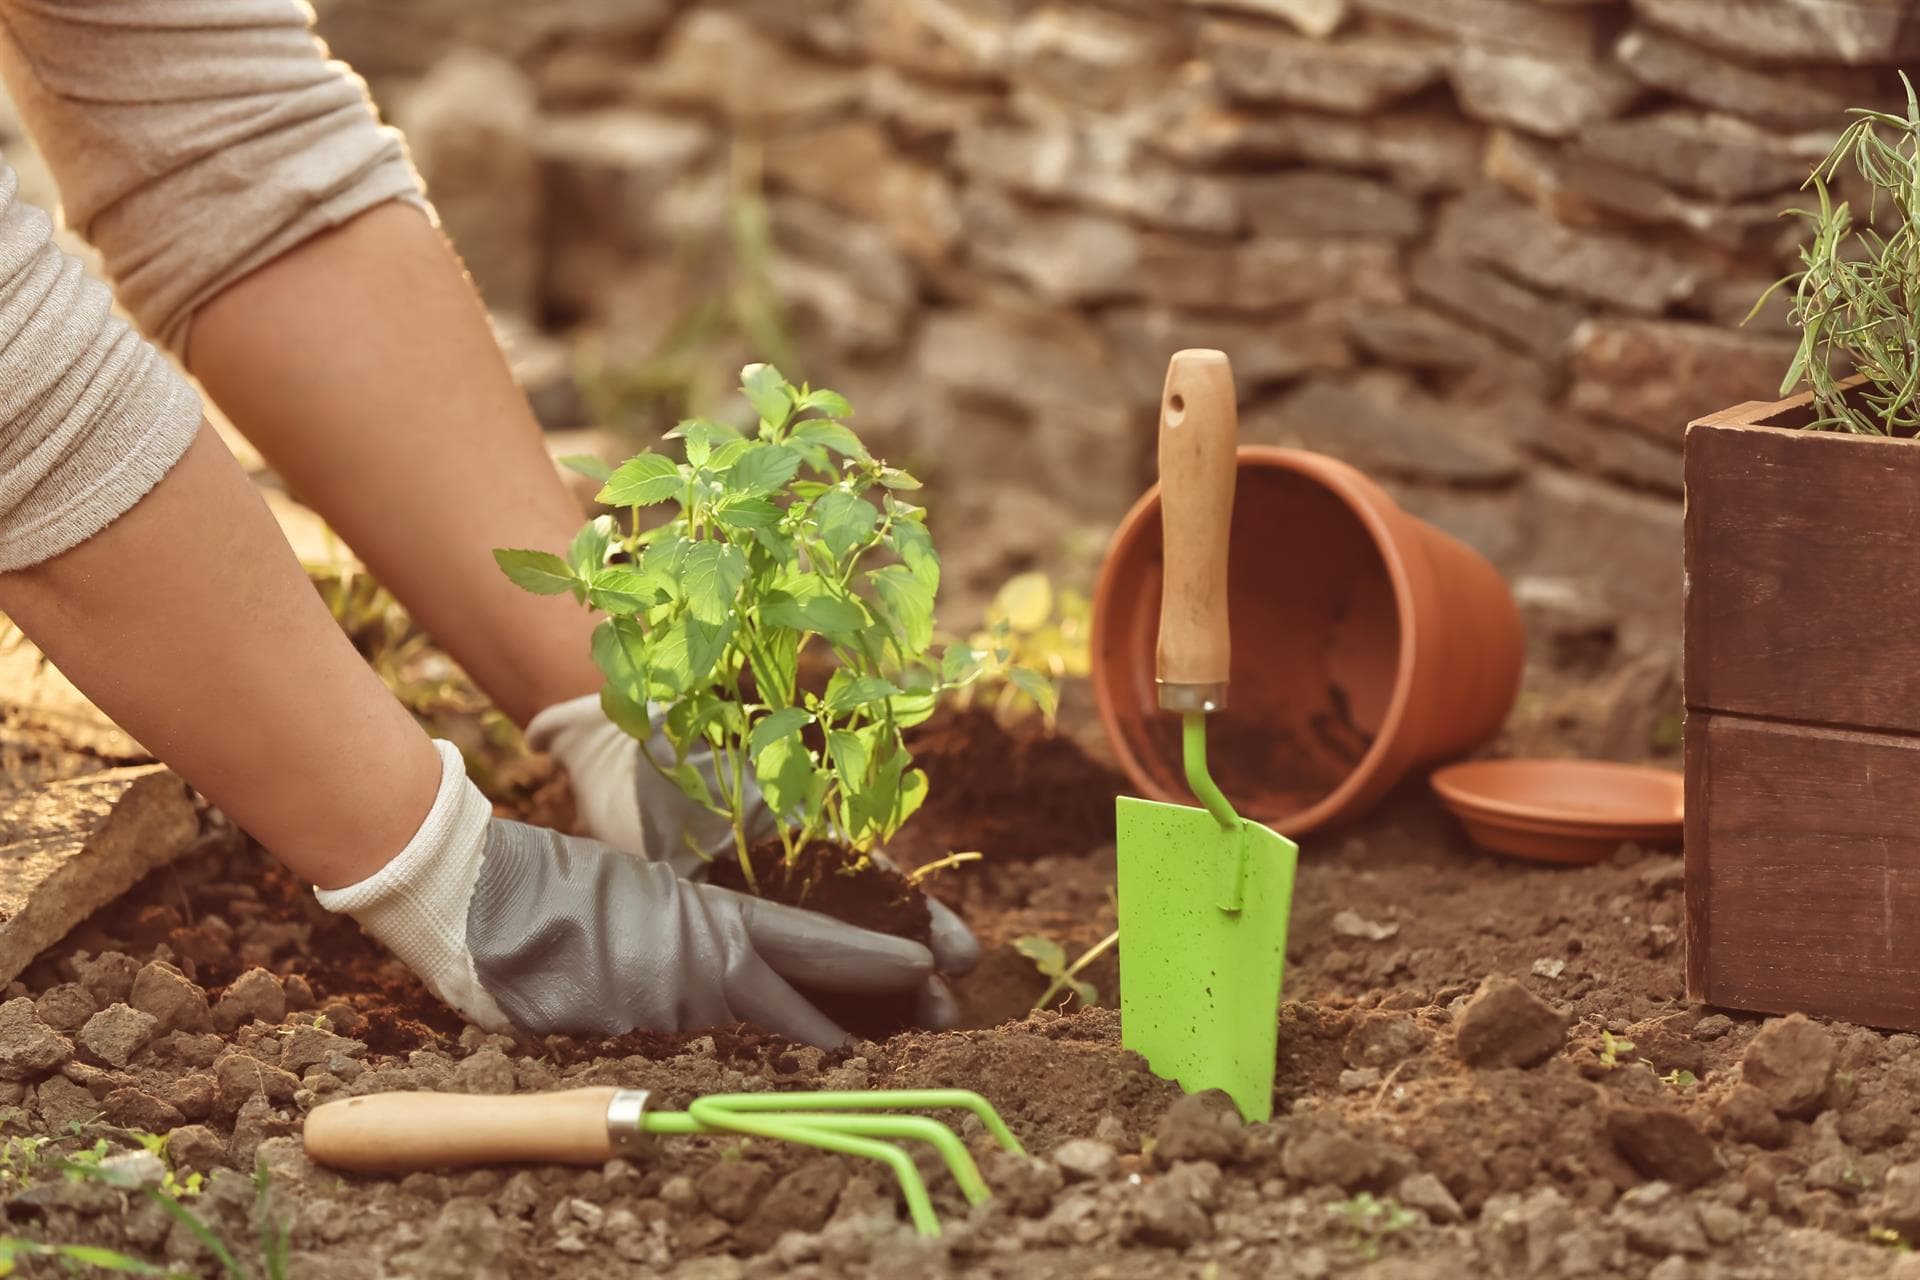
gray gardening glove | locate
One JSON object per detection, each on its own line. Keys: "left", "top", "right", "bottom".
{"left": 317, "top": 742, "right": 947, "bottom": 1048}
{"left": 526, "top": 693, "right": 982, "bottom": 976}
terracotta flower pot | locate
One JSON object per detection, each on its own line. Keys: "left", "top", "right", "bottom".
{"left": 1092, "top": 446, "right": 1524, "bottom": 835}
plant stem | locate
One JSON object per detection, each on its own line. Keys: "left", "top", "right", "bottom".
{"left": 720, "top": 664, "right": 758, "bottom": 891}
{"left": 1033, "top": 929, "right": 1119, "bottom": 1010}
{"left": 906, "top": 851, "right": 981, "bottom": 884}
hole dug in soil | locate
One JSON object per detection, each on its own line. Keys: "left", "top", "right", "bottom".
{"left": 708, "top": 839, "right": 932, "bottom": 1042}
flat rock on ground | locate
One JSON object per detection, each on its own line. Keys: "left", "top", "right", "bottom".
{"left": 0, "top": 766, "right": 199, "bottom": 986}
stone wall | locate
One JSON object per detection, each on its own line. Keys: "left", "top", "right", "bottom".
{"left": 309, "top": 0, "right": 1920, "bottom": 755}
{"left": 29, "top": 0, "right": 1920, "bottom": 756}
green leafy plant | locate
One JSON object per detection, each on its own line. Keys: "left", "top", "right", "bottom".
{"left": 1659, "top": 1068, "right": 1699, "bottom": 1089}
{"left": 1330, "top": 1192, "right": 1420, "bottom": 1260}
{"left": 949, "top": 572, "right": 1083, "bottom": 727}
{"left": 1015, "top": 930, "right": 1119, "bottom": 1010}
{"left": 1758, "top": 72, "right": 1920, "bottom": 434}
{"left": 498, "top": 364, "right": 1040, "bottom": 891}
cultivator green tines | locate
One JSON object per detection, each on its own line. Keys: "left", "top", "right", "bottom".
{"left": 305, "top": 1086, "right": 1025, "bottom": 1237}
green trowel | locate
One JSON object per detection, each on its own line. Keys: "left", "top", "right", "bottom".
{"left": 1116, "top": 349, "right": 1298, "bottom": 1123}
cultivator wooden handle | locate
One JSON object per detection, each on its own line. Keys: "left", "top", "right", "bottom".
{"left": 304, "top": 1086, "right": 635, "bottom": 1172}
{"left": 1156, "top": 348, "right": 1237, "bottom": 712}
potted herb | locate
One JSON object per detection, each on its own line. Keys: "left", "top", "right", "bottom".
{"left": 496, "top": 365, "right": 1046, "bottom": 1006}
{"left": 1686, "top": 76, "right": 1920, "bottom": 1031}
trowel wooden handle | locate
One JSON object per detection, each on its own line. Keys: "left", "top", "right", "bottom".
{"left": 304, "top": 1087, "right": 622, "bottom": 1173}
{"left": 1156, "top": 349, "right": 1236, "bottom": 711}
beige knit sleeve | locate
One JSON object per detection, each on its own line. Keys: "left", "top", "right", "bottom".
{"left": 0, "top": 157, "right": 202, "bottom": 572}
{"left": 0, "top": 0, "right": 430, "bottom": 358}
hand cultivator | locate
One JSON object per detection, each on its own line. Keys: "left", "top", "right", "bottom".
{"left": 304, "top": 1087, "right": 1025, "bottom": 1237}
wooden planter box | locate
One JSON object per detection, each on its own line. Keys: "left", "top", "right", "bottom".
{"left": 1686, "top": 386, "right": 1920, "bottom": 1030}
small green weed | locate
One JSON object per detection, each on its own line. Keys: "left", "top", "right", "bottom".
{"left": 0, "top": 1132, "right": 288, "bottom": 1279}
{"left": 1015, "top": 930, "right": 1119, "bottom": 1010}
{"left": 0, "top": 1135, "right": 53, "bottom": 1188}
{"left": 1597, "top": 1030, "right": 1636, "bottom": 1069}
{"left": 133, "top": 1133, "right": 205, "bottom": 1200}
{"left": 1330, "top": 1192, "right": 1420, "bottom": 1260}
{"left": 948, "top": 571, "right": 1084, "bottom": 727}
{"left": 1871, "top": 1225, "right": 1912, "bottom": 1251}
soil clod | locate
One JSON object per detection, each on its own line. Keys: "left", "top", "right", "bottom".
{"left": 101, "top": 1085, "right": 183, "bottom": 1131}
{"left": 696, "top": 1159, "right": 771, "bottom": 1224}
{"left": 213, "top": 968, "right": 287, "bottom": 1033}
{"left": 982, "top": 1149, "right": 1063, "bottom": 1216}
{"left": 1605, "top": 1103, "right": 1723, "bottom": 1189}
{"left": 1613, "top": 1181, "right": 1710, "bottom": 1257}
{"left": 158, "top": 1072, "right": 215, "bottom": 1121}
{"left": 1712, "top": 1082, "right": 1784, "bottom": 1147}
{"left": 451, "top": 1045, "right": 516, "bottom": 1094}
{"left": 1152, "top": 1090, "right": 1245, "bottom": 1166}
{"left": 1051, "top": 1137, "right": 1117, "bottom": 1181}
{"left": 33, "top": 982, "right": 98, "bottom": 1033}
{"left": 129, "top": 961, "right": 213, "bottom": 1035}
{"left": 1741, "top": 1013, "right": 1836, "bottom": 1117}
{"left": 1131, "top": 1163, "right": 1217, "bottom": 1247}
{"left": 72, "top": 951, "right": 140, "bottom": 1006}
{"left": 1280, "top": 1113, "right": 1396, "bottom": 1192}
{"left": 76, "top": 1002, "right": 156, "bottom": 1069}
{"left": 735, "top": 1158, "right": 848, "bottom": 1253}
{"left": 0, "top": 997, "right": 71, "bottom": 1081}
{"left": 1343, "top": 1010, "right": 1428, "bottom": 1069}
{"left": 1872, "top": 1162, "right": 1920, "bottom": 1239}
{"left": 1397, "top": 1170, "right": 1464, "bottom": 1223}
{"left": 1453, "top": 977, "right": 1570, "bottom": 1069}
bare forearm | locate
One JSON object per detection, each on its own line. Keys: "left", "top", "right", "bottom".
{"left": 188, "top": 202, "right": 602, "bottom": 725}
{"left": 0, "top": 427, "right": 441, "bottom": 889}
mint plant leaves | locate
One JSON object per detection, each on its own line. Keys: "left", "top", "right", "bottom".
{"left": 496, "top": 363, "right": 1051, "bottom": 891}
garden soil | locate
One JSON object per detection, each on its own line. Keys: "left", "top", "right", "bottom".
{"left": 3, "top": 698, "right": 1918, "bottom": 1279}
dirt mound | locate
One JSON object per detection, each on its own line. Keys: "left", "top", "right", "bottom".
{"left": 895, "top": 706, "right": 1127, "bottom": 865}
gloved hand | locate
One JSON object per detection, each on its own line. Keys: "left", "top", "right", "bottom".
{"left": 527, "top": 693, "right": 982, "bottom": 977}
{"left": 316, "top": 741, "right": 944, "bottom": 1048}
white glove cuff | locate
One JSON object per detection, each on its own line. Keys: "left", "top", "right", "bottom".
{"left": 314, "top": 739, "right": 513, "bottom": 1033}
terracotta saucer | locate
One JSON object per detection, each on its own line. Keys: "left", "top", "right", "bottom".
{"left": 1440, "top": 812, "right": 1671, "bottom": 865}
{"left": 1430, "top": 759, "right": 1683, "bottom": 865}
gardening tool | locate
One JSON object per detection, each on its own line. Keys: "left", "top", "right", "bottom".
{"left": 303, "top": 1087, "right": 1022, "bottom": 1238}
{"left": 1114, "top": 349, "right": 1298, "bottom": 1124}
